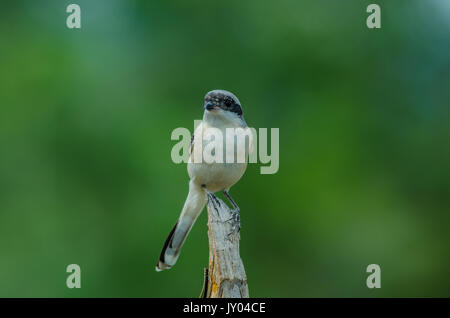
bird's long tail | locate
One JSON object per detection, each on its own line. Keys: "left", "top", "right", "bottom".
{"left": 156, "top": 181, "right": 206, "bottom": 271}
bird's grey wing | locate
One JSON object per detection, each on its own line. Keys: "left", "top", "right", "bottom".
{"left": 189, "top": 133, "right": 195, "bottom": 156}
{"left": 188, "top": 122, "right": 203, "bottom": 160}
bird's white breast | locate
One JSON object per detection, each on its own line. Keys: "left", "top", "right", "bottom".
{"left": 187, "top": 116, "right": 252, "bottom": 192}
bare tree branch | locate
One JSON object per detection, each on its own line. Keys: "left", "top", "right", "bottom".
{"left": 202, "top": 195, "right": 249, "bottom": 298}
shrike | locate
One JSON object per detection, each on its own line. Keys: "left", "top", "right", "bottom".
{"left": 156, "top": 90, "right": 252, "bottom": 271}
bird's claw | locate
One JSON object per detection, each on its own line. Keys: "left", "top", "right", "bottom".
{"left": 227, "top": 208, "right": 240, "bottom": 239}
{"left": 205, "top": 190, "right": 221, "bottom": 217}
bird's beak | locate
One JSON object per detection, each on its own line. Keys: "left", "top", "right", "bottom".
{"left": 204, "top": 101, "right": 215, "bottom": 111}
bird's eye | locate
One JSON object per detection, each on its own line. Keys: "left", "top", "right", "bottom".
{"left": 225, "top": 99, "right": 232, "bottom": 107}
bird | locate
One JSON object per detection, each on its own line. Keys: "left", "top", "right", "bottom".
{"left": 156, "top": 89, "right": 253, "bottom": 271}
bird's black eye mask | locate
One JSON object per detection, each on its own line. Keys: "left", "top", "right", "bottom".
{"left": 204, "top": 94, "right": 243, "bottom": 116}
{"left": 227, "top": 100, "right": 243, "bottom": 116}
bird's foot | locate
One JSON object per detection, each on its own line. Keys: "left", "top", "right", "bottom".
{"left": 205, "top": 189, "right": 221, "bottom": 217}
{"left": 227, "top": 208, "right": 241, "bottom": 239}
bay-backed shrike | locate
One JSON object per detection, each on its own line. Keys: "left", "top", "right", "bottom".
{"left": 156, "top": 90, "right": 253, "bottom": 271}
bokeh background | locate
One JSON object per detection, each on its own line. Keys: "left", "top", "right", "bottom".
{"left": 0, "top": 0, "right": 449, "bottom": 297}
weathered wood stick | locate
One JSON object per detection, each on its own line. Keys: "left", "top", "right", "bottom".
{"left": 203, "top": 195, "right": 249, "bottom": 298}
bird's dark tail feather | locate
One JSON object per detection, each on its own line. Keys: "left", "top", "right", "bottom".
{"left": 155, "top": 182, "right": 206, "bottom": 271}
{"left": 156, "top": 221, "right": 179, "bottom": 271}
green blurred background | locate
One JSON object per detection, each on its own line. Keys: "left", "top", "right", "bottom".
{"left": 0, "top": 0, "right": 449, "bottom": 297}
